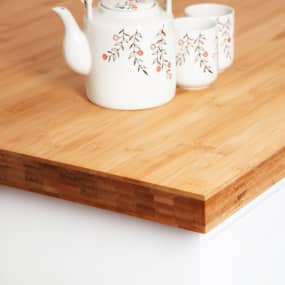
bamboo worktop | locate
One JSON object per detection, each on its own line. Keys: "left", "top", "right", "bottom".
{"left": 0, "top": 0, "right": 284, "bottom": 233}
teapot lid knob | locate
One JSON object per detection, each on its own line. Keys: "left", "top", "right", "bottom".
{"left": 101, "top": 0, "right": 155, "bottom": 11}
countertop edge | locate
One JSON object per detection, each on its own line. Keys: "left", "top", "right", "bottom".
{"left": 0, "top": 149, "right": 206, "bottom": 233}
{"left": 205, "top": 146, "right": 285, "bottom": 232}
{"left": 1, "top": 147, "right": 284, "bottom": 233}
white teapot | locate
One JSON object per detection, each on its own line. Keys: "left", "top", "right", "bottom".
{"left": 53, "top": 0, "right": 176, "bottom": 110}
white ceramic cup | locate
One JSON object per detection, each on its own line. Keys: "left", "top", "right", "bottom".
{"left": 185, "top": 3, "right": 235, "bottom": 72}
{"left": 175, "top": 17, "right": 218, "bottom": 90}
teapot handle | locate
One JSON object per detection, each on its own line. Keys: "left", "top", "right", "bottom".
{"left": 164, "top": 0, "right": 173, "bottom": 16}
{"left": 82, "top": 0, "right": 93, "bottom": 20}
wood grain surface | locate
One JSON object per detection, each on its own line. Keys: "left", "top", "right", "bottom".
{"left": 0, "top": 0, "right": 284, "bottom": 233}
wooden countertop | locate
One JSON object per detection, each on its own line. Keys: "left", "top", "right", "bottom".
{"left": 0, "top": 0, "right": 284, "bottom": 233}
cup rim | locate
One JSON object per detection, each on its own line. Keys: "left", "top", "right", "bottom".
{"left": 184, "top": 3, "right": 235, "bottom": 18}
{"left": 174, "top": 17, "right": 217, "bottom": 32}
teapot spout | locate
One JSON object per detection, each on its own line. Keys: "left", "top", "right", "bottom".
{"left": 52, "top": 7, "right": 92, "bottom": 75}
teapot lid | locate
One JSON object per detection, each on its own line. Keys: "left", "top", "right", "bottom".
{"left": 101, "top": 0, "right": 155, "bottom": 11}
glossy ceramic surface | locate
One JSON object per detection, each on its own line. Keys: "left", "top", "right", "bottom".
{"left": 175, "top": 17, "right": 218, "bottom": 89}
{"left": 185, "top": 3, "right": 235, "bottom": 72}
{"left": 53, "top": 1, "right": 176, "bottom": 110}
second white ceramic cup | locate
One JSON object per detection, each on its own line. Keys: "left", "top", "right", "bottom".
{"left": 175, "top": 17, "right": 218, "bottom": 90}
{"left": 185, "top": 3, "right": 235, "bottom": 72}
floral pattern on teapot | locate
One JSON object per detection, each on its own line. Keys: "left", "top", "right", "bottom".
{"left": 176, "top": 33, "right": 213, "bottom": 74}
{"left": 102, "top": 29, "right": 148, "bottom": 75}
{"left": 102, "top": 26, "right": 173, "bottom": 79}
{"left": 114, "top": 0, "right": 149, "bottom": 11}
{"left": 151, "top": 25, "right": 173, "bottom": 79}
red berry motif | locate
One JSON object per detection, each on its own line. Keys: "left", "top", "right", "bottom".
{"left": 102, "top": 53, "right": 108, "bottom": 60}
{"left": 168, "top": 62, "right": 171, "bottom": 68}
{"left": 203, "top": 51, "right": 208, "bottom": 57}
{"left": 137, "top": 49, "right": 144, "bottom": 56}
{"left": 156, "top": 66, "right": 161, "bottom": 72}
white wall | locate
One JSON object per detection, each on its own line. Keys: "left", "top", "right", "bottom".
{"left": 0, "top": 186, "right": 200, "bottom": 285}
{"left": 201, "top": 178, "right": 285, "bottom": 285}
{"left": 0, "top": 178, "right": 284, "bottom": 285}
